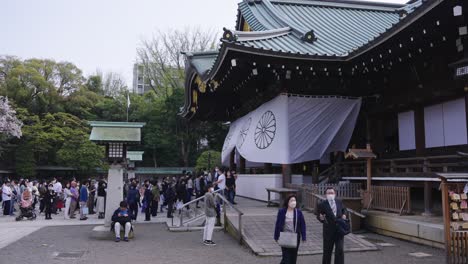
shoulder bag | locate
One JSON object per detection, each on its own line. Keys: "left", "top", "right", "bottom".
{"left": 278, "top": 209, "right": 298, "bottom": 248}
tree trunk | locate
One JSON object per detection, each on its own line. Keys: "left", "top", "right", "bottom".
{"left": 152, "top": 147, "right": 158, "bottom": 167}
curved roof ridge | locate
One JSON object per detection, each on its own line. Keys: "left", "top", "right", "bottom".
{"left": 260, "top": 0, "right": 310, "bottom": 38}
{"left": 233, "top": 27, "right": 291, "bottom": 41}
{"left": 271, "top": 0, "right": 404, "bottom": 11}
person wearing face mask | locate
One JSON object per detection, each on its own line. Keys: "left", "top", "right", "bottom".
{"left": 274, "top": 195, "right": 306, "bottom": 264}
{"left": 203, "top": 184, "right": 217, "bottom": 246}
{"left": 44, "top": 183, "right": 56, "bottom": 220}
{"left": 317, "top": 187, "right": 347, "bottom": 264}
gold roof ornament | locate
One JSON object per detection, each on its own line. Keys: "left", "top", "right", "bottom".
{"left": 194, "top": 76, "right": 207, "bottom": 93}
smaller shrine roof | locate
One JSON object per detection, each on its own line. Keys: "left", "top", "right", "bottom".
{"left": 89, "top": 121, "right": 146, "bottom": 143}
{"left": 127, "top": 151, "right": 144, "bottom": 161}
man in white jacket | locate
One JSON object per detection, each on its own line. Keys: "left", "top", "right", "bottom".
{"left": 2, "top": 181, "right": 13, "bottom": 215}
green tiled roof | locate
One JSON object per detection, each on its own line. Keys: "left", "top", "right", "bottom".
{"left": 184, "top": 51, "right": 218, "bottom": 78}
{"left": 235, "top": 0, "right": 419, "bottom": 57}
{"left": 89, "top": 121, "right": 145, "bottom": 142}
{"left": 135, "top": 167, "right": 194, "bottom": 175}
{"left": 127, "top": 151, "right": 144, "bottom": 161}
{"left": 185, "top": 0, "right": 431, "bottom": 78}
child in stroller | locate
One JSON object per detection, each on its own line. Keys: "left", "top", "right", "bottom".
{"left": 16, "top": 189, "right": 36, "bottom": 221}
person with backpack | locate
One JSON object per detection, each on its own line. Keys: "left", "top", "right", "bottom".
{"left": 127, "top": 184, "right": 139, "bottom": 221}
{"left": 165, "top": 182, "right": 176, "bottom": 218}
{"left": 142, "top": 183, "right": 153, "bottom": 221}
{"left": 151, "top": 180, "right": 160, "bottom": 217}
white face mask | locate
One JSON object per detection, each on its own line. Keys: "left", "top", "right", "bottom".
{"left": 326, "top": 194, "right": 335, "bottom": 201}
{"left": 209, "top": 188, "right": 214, "bottom": 193}
{"left": 289, "top": 201, "right": 297, "bottom": 209}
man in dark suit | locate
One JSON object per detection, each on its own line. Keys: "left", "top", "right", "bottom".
{"left": 317, "top": 187, "right": 347, "bottom": 264}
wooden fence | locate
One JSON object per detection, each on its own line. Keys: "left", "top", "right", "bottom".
{"left": 450, "top": 231, "right": 468, "bottom": 264}
{"left": 340, "top": 155, "right": 468, "bottom": 178}
{"left": 367, "top": 186, "right": 411, "bottom": 214}
{"left": 285, "top": 183, "right": 362, "bottom": 211}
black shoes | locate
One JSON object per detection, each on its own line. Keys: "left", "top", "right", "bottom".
{"left": 203, "top": 240, "right": 216, "bottom": 246}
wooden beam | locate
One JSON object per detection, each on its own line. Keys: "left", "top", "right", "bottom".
{"left": 239, "top": 156, "right": 246, "bottom": 174}
{"left": 414, "top": 106, "right": 426, "bottom": 156}
{"left": 264, "top": 163, "right": 272, "bottom": 174}
{"left": 282, "top": 164, "right": 291, "bottom": 187}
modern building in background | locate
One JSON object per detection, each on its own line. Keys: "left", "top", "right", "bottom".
{"left": 132, "top": 63, "right": 151, "bottom": 94}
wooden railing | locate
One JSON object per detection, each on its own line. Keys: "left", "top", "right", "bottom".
{"left": 366, "top": 186, "right": 411, "bottom": 215}
{"left": 450, "top": 231, "right": 468, "bottom": 264}
{"left": 340, "top": 155, "right": 468, "bottom": 178}
{"left": 285, "top": 183, "right": 362, "bottom": 211}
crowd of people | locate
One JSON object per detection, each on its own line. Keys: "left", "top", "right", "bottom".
{"left": 0, "top": 177, "right": 107, "bottom": 221}
{"left": 0, "top": 167, "right": 239, "bottom": 246}
{"left": 120, "top": 167, "right": 238, "bottom": 222}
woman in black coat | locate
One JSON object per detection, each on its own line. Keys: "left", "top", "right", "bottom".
{"left": 274, "top": 195, "right": 306, "bottom": 264}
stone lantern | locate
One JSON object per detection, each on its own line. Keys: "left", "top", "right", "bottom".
{"left": 88, "top": 121, "right": 145, "bottom": 236}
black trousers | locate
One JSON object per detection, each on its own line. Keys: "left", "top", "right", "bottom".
{"left": 145, "top": 202, "right": 151, "bottom": 220}
{"left": 322, "top": 229, "right": 344, "bottom": 264}
{"left": 45, "top": 203, "right": 52, "bottom": 219}
{"left": 129, "top": 202, "right": 138, "bottom": 220}
{"left": 3, "top": 200, "right": 10, "bottom": 215}
{"left": 151, "top": 201, "right": 158, "bottom": 217}
{"left": 281, "top": 238, "right": 300, "bottom": 264}
{"left": 166, "top": 201, "right": 173, "bottom": 217}
{"left": 39, "top": 199, "right": 45, "bottom": 213}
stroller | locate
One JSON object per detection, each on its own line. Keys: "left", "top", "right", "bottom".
{"left": 16, "top": 191, "right": 36, "bottom": 221}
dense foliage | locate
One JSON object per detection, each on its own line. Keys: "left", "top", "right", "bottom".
{"left": 0, "top": 46, "right": 226, "bottom": 177}
{"left": 195, "top": 150, "right": 221, "bottom": 172}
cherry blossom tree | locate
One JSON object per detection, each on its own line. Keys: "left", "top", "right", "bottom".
{"left": 0, "top": 96, "right": 22, "bottom": 138}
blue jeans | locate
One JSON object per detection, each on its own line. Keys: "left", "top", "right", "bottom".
{"left": 10, "top": 200, "right": 15, "bottom": 214}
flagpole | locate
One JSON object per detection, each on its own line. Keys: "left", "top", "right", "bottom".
{"left": 126, "top": 92, "right": 130, "bottom": 122}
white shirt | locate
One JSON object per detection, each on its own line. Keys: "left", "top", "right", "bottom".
{"left": 2, "top": 185, "right": 12, "bottom": 201}
{"left": 187, "top": 179, "right": 193, "bottom": 189}
{"left": 328, "top": 199, "right": 337, "bottom": 216}
{"left": 53, "top": 182, "right": 62, "bottom": 194}
{"left": 217, "top": 174, "right": 226, "bottom": 190}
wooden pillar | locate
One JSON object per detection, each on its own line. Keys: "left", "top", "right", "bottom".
{"left": 440, "top": 180, "right": 451, "bottom": 263}
{"left": 422, "top": 181, "right": 434, "bottom": 216}
{"left": 312, "top": 160, "right": 320, "bottom": 183}
{"left": 366, "top": 116, "right": 372, "bottom": 145}
{"left": 366, "top": 144, "right": 372, "bottom": 192}
{"left": 239, "top": 156, "right": 246, "bottom": 174}
{"left": 282, "top": 164, "right": 291, "bottom": 187}
{"left": 414, "top": 107, "right": 426, "bottom": 156}
{"left": 229, "top": 150, "right": 235, "bottom": 171}
{"left": 465, "top": 91, "right": 468, "bottom": 143}
{"left": 264, "top": 163, "right": 272, "bottom": 174}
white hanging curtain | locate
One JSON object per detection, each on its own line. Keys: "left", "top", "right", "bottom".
{"left": 221, "top": 94, "right": 362, "bottom": 165}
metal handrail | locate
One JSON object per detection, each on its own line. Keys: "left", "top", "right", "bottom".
{"left": 215, "top": 192, "right": 244, "bottom": 244}
{"left": 177, "top": 189, "right": 223, "bottom": 227}
{"left": 214, "top": 193, "right": 244, "bottom": 215}
{"left": 174, "top": 189, "right": 244, "bottom": 244}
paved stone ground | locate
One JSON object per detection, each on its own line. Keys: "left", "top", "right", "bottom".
{"left": 0, "top": 223, "right": 446, "bottom": 264}
{"left": 241, "top": 214, "right": 377, "bottom": 256}
{"left": 0, "top": 204, "right": 168, "bottom": 250}
{"left": 226, "top": 197, "right": 376, "bottom": 256}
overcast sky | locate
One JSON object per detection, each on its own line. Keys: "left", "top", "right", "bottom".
{"left": 1, "top": 0, "right": 407, "bottom": 87}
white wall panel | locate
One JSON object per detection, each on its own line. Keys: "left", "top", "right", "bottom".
{"left": 424, "top": 104, "right": 445, "bottom": 148}
{"left": 443, "top": 98, "right": 467, "bottom": 146}
{"left": 398, "top": 111, "right": 416, "bottom": 150}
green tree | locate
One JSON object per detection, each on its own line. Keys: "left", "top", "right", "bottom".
{"left": 57, "top": 139, "right": 106, "bottom": 173}
{"left": 137, "top": 28, "right": 220, "bottom": 166}
{"left": 195, "top": 150, "right": 221, "bottom": 171}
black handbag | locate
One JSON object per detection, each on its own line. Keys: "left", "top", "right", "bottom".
{"left": 336, "top": 218, "right": 350, "bottom": 236}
